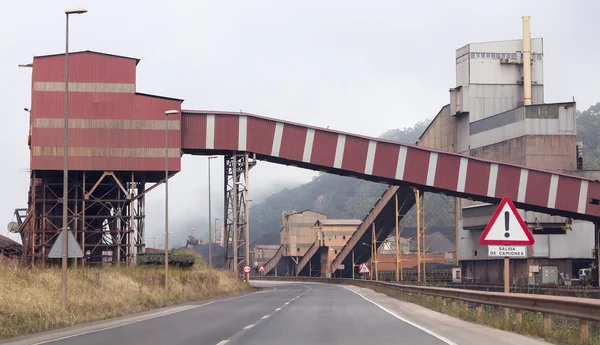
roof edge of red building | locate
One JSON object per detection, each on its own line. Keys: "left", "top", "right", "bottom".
{"left": 135, "top": 92, "right": 184, "bottom": 102}
{"left": 34, "top": 50, "right": 141, "bottom": 65}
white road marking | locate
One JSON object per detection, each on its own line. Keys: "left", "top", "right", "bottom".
{"left": 342, "top": 286, "right": 458, "bottom": 345}
{"left": 275, "top": 307, "right": 281, "bottom": 311}
{"left": 261, "top": 315, "right": 270, "bottom": 319}
{"left": 27, "top": 291, "right": 271, "bottom": 345}
{"left": 216, "top": 340, "right": 230, "bottom": 345}
{"left": 244, "top": 324, "right": 255, "bottom": 329}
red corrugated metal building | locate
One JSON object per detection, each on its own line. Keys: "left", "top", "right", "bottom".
{"left": 23, "top": 51, "right": 184, "bottom": 267}
{"left": 30, "top": 50, "right": 183, "bottom": 174}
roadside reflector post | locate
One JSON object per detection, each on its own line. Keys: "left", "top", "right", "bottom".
{"left": 515, "top": 310, "right": 522, "bottom": 325}
{"left": 580, "top": 320, "right": 589, "bottom": 341}
{"left": 543, "top": 313, "right": 551, "bottom": 331}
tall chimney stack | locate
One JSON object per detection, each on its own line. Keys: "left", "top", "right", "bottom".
{"left": 522, "top": 16, "right": 532, "bottom": 106}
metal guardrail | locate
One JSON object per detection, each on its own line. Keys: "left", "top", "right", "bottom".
{"left": 252, "top": 276, "right": 600, "bottom": 340}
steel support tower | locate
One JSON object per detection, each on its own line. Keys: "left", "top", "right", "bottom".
{"left": 21, "top": 171, "right": 150, "bottom": 266}
{"left": 223, "top": 153, "right": 255, "bottom": 273}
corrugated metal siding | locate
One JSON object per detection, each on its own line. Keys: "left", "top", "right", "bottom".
{"left": 181, "top": 113, "right": 207, "bottom": 149}
{"left": 494, "top": 165, "right": 520, "bottom": 200}
{"left": 341, "top": 136, "right": 369, "bottom": 173}
{"left": 464, "top": 160, "right": 490, "bottom": 195}
{"left": 214, "top": 115, "right": 239, "bottom": 151}
{"left": 30, "top": 53, "right": 181, "bottom": 172}
{"left": 433, "top": 154, "right": 459, "bottom": 191}
{"left": 555, "top": 177, "right": 581, "bottom": 213}
{"left": 33, "top": 128, "right": 176, "bottom": 148}
{"left": 33, "top": 52, "right": 136, "bottom": 84}
{"left": 403, "top": 148, "right": 429, "bottom": 185}
{"left": 279, "top": 124, "right": 307, "bottom": 161}
{"left": 31, "top": 156, "right": 180, "bottom": 171}
{"left": 310, "top": 130, "right": 337, "bottom": 167}
{"left": 372, "top": 142, "right": 399, "bottom": 179}
{"left": 247, "top": 117, "right": 276, "bottom": 156}
{"left": 586, "top": 183, "right": 600, "bottom": 216}
{"left": 524, "top": 170, "right": 551, "bottom": 207}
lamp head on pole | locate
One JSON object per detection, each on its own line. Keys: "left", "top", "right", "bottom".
{"left": 65, "top": 7, "right": 87, "bottom": 15}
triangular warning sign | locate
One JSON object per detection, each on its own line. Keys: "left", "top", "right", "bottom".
{"left": 480, "top": 197, "right": 535, "bottom": 246}
{"left": 358, "top": 263, "right": 370, "bottom": 274}
{"left": 48, "top": 230, "right": 84, "bottom": 258}
{"left": 259, "top": 265, "right": 265, "bottom": 272}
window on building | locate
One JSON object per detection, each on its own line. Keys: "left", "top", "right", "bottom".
{"left": 334, "top": 250, "right": 338, "bottom": 254}
{"left": 474, "top": 250, "right": 478, "bottom": 256}
{"left": 343, "top": 236, "right": 346, "bottom": 240}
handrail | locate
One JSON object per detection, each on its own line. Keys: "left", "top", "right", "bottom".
{"left": 251, "top": 276, "right": 600, "bottom": 340}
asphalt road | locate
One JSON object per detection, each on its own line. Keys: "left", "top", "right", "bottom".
{"left": 2, "top": 282, "right": 548, "bottom": 345}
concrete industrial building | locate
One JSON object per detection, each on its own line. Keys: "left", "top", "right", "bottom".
{"left": 315, "top": 219, "right": 362, "bottom": 254}
{"left": 416, "top": 17, "right": 599, "bottom": 284}
{"left": 261, "top": 213, "right": 360, "bottom": 276}
{"left": 252, "top": 244, "right": 280, "bottom": 268}
{"left": 280, "top": 210, "right": 327, "bottom": 258}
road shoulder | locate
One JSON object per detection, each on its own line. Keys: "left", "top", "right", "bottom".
{"left": 343, "top": 285, "right": 550, "bottom": 345}
{"left": 0, "top": 290, "right": 268, "bottom": 345}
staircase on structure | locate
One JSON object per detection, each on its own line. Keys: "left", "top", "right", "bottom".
{"left": 296, "top": 240, "right": 321, "bottom": 276}
{"left": 261, "top": 244, "right": 284, "bottom": 276}
{"left": 330, "top": 185, "right": 417, "bottom": 277}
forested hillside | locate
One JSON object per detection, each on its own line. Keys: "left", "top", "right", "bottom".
{"left": 577, "top": 102, "right": 600, "bottom": 169}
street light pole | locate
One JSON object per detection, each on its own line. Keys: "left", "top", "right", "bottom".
{"left": 164, "top": 109, "right": 178, "bottom": 292}
{"left": 62, "top": 7, "right": 87, "bottom": 308}
{"left": 208, "top": 156, "right": 217, "bottom": 289}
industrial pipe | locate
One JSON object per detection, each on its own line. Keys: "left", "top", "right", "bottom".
{"left": 522, "top": 16, "right": 532, "bottom": 106}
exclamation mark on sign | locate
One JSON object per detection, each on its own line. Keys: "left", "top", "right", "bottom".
{"left": 504, "top": 211, "right": 510, "bottom": 238}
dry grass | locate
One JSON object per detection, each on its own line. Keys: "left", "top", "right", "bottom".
{"left": 0, "top": 262, "right": 251, "bottom": 340}
{"left": 371, "top": 285, "right": 600, "bottom": 345}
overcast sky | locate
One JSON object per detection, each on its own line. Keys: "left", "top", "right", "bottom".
{"left": 1, "top": 1, "right": 598, "bottom": 247}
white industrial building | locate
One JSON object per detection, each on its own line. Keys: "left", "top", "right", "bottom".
{"left": 417, "top": 17, "right": 599, "bottom": 284}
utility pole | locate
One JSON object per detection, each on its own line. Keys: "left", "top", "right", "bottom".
{"left": 62, "top": 7, "right": 88, "bottom": 308}
{"left": 244, "top": 153, "right": 250, "bottom": 282}
{"left": 208, "top": 155, "right": 217, "bottom": 288}
{"left": 415, "top": 189, "right": 421, "bottom": 282}
{"left": 422, "top": 193, "right": 426, "bottom": 283}
{"left": 395, "top": 193, "right": 400, "bottom": 282}
{"left": 164, "top": 109, "right": 179, "bottom": 292}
